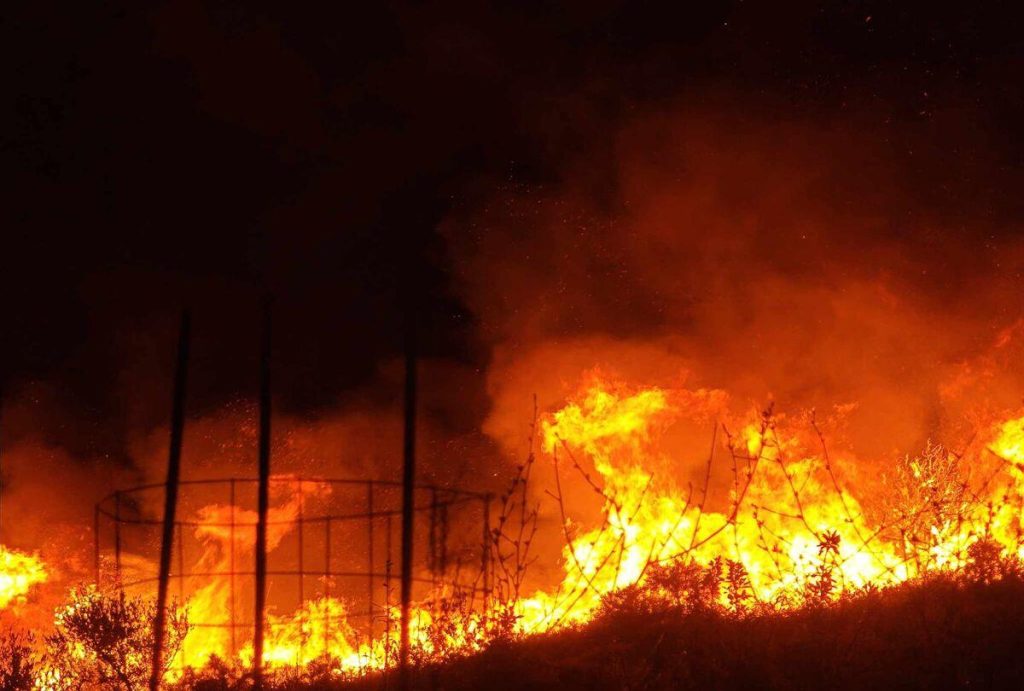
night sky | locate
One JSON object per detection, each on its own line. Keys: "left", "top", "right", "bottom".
{"left": 5, "top": 1, "right": 1024, "bottom": 463}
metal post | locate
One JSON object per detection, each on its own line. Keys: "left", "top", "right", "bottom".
{"left": 150, "top": 310, "right": 191, "bottom": 691}
{"left": 399, "top": 312, "right": 417, "bottom": 682}
{"left": 254, "top": 299, "right": 272, "bottom": 687}
{"left": 0, "top": 387, "right": 5, "bottom": 542}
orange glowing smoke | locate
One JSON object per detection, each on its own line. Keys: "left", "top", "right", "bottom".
{"left": 0, "top": 544, "right": 47, "bottom": 609}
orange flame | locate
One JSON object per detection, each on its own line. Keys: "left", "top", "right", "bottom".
{"left": 23, "top": 378, "right": 1024, "bottom": 683}
{"left": 510, "top": 378, "right": 1024, "bottom": 629}
{"left": 153, "top": 383, "right": 1024, "bottom": 674}
{"left": 0, "top": 544, "right": 47, "bottom": 609}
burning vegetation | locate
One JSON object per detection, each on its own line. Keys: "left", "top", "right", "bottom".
{"left": 5, "top": 373, "right": 1024, "bottom": 687}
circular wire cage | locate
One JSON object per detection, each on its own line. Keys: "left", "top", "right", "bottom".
{"left": 94, "top": 477, "right": 493, "bottom": 665}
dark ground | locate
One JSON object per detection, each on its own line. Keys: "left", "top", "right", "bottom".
{"left": 333, "top": 575, "right": 1024, "bottom": 691}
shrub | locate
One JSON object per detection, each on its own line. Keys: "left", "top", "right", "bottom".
{"left": 42, "top": 586, "right": 190, "bottom": 690}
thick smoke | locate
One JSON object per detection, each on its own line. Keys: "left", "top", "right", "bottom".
{"left": 445, "top": 103, "right": 1024, "bottom": 463}
{"left": 435, "top": 101, "right": 1024, "bottom": 588}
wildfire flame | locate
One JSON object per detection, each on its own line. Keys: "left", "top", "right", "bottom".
{"left": 175, "top": 477, "right": 334, "bottom": 669}
{"left": 14, "top": 377, "right": 1024, "bottom": 684}
{"left": 512, "top": 378, "right": 1024, "bottom": 628}
{"left": 0, "top": 544, "right": 47, "bottom": 609}
{"left": 188, "top": 377, "right": 1024, "bottom": 675}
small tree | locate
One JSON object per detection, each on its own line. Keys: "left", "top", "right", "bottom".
{"left": 43, "top": 586, "right": 190, "bottom": 690}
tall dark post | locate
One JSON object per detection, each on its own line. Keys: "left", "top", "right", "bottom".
{"left": 149, "top": 311, "right": 191, "bottom": 691}
{"left": 398, "top": 309, "right": 417, "bottom": 682}
{"left": 253, "top": 299, "right": 272, "bottom": 688}
{"left": 0, "top": 384, "right": 5, "bottom": 543}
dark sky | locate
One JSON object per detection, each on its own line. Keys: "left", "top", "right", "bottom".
{"left": 4, "top": 1, "right": 1024, "bottom": 460}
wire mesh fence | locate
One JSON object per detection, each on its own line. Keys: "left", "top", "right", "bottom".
{"left": 94, "top": 477, "right": 493, "bottom": 666}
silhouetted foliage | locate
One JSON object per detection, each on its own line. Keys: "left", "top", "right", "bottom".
{"left": 331, "top": 556, "right": 1024, "bottom": 691}
{"left": 0, "top": 631, "right": 37, "bottom": 691}
{"left": 42, "top": 587, "right": 189, "bottom": 691}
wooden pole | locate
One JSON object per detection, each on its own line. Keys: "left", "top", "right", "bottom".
{"left": 253, "top": 299, "right": 272, "bottom": 688}
{"left": 398, "top": 309, "right": 417, "bottom": 685}
{"left": 149, "top": 310, "right": 191, "bottom": 690}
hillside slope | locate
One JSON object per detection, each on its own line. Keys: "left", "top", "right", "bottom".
{"left": 340, "top": 575, "right": 1024, "bottom": 691}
